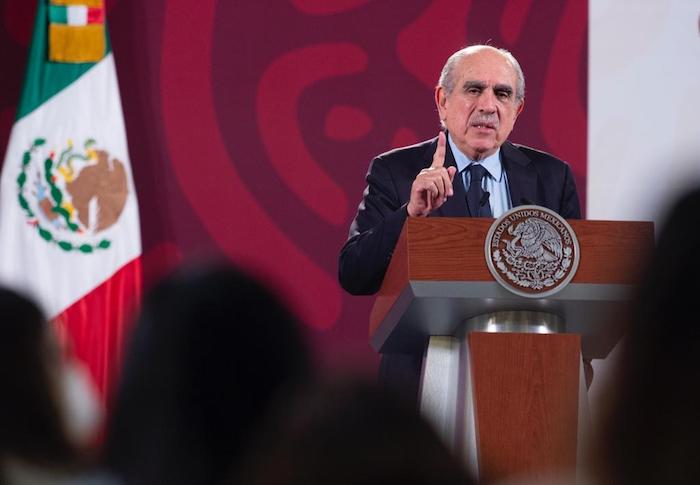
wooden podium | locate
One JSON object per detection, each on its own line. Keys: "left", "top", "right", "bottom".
{"left": 369, "top": 217, "right": 653, "bottom": 482}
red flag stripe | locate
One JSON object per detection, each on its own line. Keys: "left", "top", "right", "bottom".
{"left": 53, "top": 256, "right": 142, "bottom": 406}
{"left": 87, "top": 7, "right": 104, "bottom": 24}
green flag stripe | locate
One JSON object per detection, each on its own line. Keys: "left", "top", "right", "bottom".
{"left": 16, "top": 0, "right": 113, "bottom": 121}
{"left": 48, "top": 5, "right": 68, "bottom": 24}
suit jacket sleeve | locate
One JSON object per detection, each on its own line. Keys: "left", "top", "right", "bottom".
{"left": 559, "top": 162, "right": 581, "bottom": 219}
{"left": 338, "top": 156, "right": 409, "bottom": 295}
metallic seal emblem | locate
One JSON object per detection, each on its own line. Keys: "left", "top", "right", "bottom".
{"left": 485, "top": 205, "right": 580, "bottom": 298}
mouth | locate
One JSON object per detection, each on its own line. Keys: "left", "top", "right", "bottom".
{"left": 469, "top": 117, "right": 498, "bottom": 130}
{"left": 471, "top": 123, "right": 497, "bottom": 130}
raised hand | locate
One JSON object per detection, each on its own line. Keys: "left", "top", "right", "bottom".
{"left": 407, "top": 131, "right": 458, "bottom": 217}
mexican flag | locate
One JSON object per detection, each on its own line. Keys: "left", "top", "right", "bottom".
{"left": 0, "top": 0, "right": 141, "bottom": 401}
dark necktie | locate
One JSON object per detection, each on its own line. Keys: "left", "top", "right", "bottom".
{"left": 466, "top": 164, "right": 492, "bottom": 217}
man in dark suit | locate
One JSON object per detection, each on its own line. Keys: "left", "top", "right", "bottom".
{"left": 339, "top": 45, "right": 580, "bottom": 296}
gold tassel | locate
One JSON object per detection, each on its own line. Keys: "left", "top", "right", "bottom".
{"left": 49, "top": 24, "right": 105, "bottom": 63}
{"left": 51, "top": 0, "right": 103, "bottom": 7}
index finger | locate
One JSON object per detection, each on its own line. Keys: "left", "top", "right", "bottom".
{"left": 431, "top": 131, "right": 446, "bottom": 168}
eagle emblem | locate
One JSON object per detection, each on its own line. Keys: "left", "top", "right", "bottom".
{"left": 16, "top": 137, "right": 128, "bottom": 253}
{"left": 485, "top": 206, "right": 580, "bottom": 298}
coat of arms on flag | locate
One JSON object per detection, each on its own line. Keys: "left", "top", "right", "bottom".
{"left": 17, "top": 137, "right": 128, "bottom": 252}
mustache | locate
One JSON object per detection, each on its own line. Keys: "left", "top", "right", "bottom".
{"left": 469, "top": 114, "right": 499, "bottom": 129}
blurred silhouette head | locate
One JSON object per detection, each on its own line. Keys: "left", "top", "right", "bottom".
{"left": 600, "top": 187, "right": 700, "bottom": 484}
{"left": 104, "top": 262, "right": 310, "bottom": 485}
{"left": 0, "top": 287, "right": 77, "bottom": 467}
{"left": 235, "top": 377, "right": 474, "bottom": 485}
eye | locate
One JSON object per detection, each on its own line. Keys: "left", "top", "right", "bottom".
{"left": 466, "top": 87, "right": 481, "bottom": 95}
{"left": 496, "top": 90, "right": 511, "bottom": 100}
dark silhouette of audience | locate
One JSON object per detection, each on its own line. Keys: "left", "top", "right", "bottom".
{"left": 233, "top": 377, "right": 475, "bottom": 485}
{"left": 0, "top": 287, "right": 87, "bottom": 483}
{"left": 102, "top": 262, "right": 311, "bottom": 485}
{"left": 597, "top": 187, "right": 700, "bottom": 484}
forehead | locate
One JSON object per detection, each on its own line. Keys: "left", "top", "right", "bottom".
{"left": 453, "top": 50, "right": 518, "bottom": 88}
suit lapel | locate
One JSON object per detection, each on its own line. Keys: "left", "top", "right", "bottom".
{"left": 501, "top": 141, "right": 538, "bottom": 208}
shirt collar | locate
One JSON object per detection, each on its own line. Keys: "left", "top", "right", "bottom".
{"left": 447, "top": 133, "right": 503, "bottom": 182}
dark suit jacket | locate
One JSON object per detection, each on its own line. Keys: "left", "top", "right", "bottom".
{"left": 338, "top": 136, "right": 581, "bottom": 295}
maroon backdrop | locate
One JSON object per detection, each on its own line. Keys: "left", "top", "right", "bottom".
{"left": 0, "top": 0, "right": 587, "bottom": 373}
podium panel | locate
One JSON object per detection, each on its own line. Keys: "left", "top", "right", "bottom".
{"left": 470, "top": 332, "right": 580, "bottom": 481}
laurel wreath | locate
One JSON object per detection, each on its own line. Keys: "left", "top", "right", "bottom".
{"left": 17, "top": 138, "right": 111, "bottom": 253}
{"left": 493, "top": 247, "right": 572, "bottom": 290}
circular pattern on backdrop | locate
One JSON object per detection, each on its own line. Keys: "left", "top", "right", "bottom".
{"left": 156, "top": 0, "right": 588, "bottom": 333}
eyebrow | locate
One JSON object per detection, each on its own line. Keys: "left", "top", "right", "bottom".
{"left": 494, "top": 84, "right": 514, "bottom": 95}
{"left": 462, "top": 80, "right": 514, "bottom": 96}
{"left": 463, "top": 80, "right": 486, "bottom": 91}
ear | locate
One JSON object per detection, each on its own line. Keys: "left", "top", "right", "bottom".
{"left": 515, "top": 98, "right": 525, "bottom": 118}
{"left": 435, "top": 86, "right": 448, "bottom": 119}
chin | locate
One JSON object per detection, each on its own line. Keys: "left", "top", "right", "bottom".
{"left": 472, "top": 143, "right": 496, "bottom": 154}
{"left": 469, "top": 144, "right": 499, "bottom": 160}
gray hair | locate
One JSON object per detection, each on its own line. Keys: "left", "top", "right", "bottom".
{"left": 437, "top": 45, "right": 525, "bottom": 103}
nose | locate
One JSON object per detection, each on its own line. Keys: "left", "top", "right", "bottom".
{"left": 476, "top": 89, "right": 496, "bottom": 113}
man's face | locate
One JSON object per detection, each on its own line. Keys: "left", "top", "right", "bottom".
{"left": 436, "top": 49, "right": 524, "bottom": 160}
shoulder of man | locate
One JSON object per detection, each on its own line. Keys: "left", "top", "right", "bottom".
{"left": 373, "top": 137, "right": 436, "bottom": 163}
{"left": 369, "top": 137, "right": 437, "bottom": 176}
{"left": 508, "top": 141, "right": 566, "bottom": 164}
{"left": 503, "top": 141, "right": 569, "bottom": 168}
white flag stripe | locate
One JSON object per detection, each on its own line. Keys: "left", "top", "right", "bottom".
{"left": 67, "top": 6, "right": 88, "bottom": 26}
{"left": 0, "top": 53, "right": 140, "bottom": 317}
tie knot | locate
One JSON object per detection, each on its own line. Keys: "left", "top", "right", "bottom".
{"left": 468, "top": 163, "right": 488, "bottom": 185}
